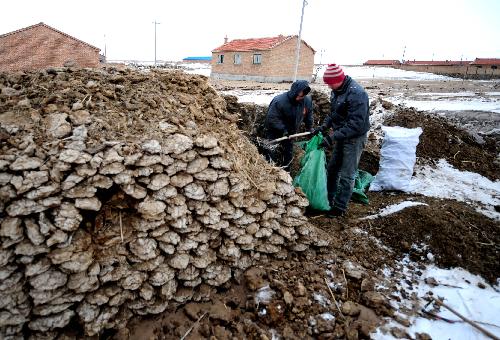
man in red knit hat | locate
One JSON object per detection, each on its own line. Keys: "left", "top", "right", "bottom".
{"left": 312, "top": 64, "right": 370, "bottom": 217}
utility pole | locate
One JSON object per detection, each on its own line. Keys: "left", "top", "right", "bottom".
{"left": 293, "top": 0, "right": 307, "bottom": 82}
{"left": 402, "top": 45, "right": 406, "bottom": 63}
{"left": 319, "top": 49, "right": 326, "bottom": 65}
{"left": 153, "top": 21, "right": 161, "bottom": 66}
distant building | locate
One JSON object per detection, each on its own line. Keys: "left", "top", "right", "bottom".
{"left": 470, "top": 58, "right": 500, "bottom": 69}
{"left": 363, "top": 60, "right": 401, "bottom": 66}
{"left": 211, "top": 35, "right": 315, "bottom": 82}
{"left": 403, "top": 60, "right": 471, "bottom": 66}
{"left": 396, "top": 58, "right": 499, "bottom": 79}
{"left": 0, "top": 22, "right": 100, "bottom": 72}
{"left": 182, "top": 56, "right": 212, "bottom": 64}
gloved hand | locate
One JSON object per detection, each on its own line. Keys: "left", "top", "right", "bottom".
{"left": 319, "top": 134, "right": 333, "bottom": 149}
{"left": 310, "top": 126, "right": 326, "bottom": 136}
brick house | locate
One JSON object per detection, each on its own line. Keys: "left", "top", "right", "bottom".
{"left": 470, "top": 58, "right": 500, "bottom": 69}
{"left": 468, "top": 58, "right": 500, "bottom": 78}
{"left": 210, "top": 35, "right": 315, "bottom": 82}
{"left": 0, "top": 22, "right": 100, "bottom": 72}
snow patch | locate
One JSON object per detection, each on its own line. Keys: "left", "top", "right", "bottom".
{"left": 221, "top": 89, "right": 280, "bottom": 105}
{"left": 414, "top": 92, "right": 476, "bottom": 98}
{"left": 320, "top": 312, "right": 335, "bottom": 321}
{"left": 313, "top": 292, "right": 331, "bottom": 307}
{"left": 255, "top": 285, "right": 275, "bottom": 305}
{"left": 181, "top": 62, "right": 211, "bottom": 77}
{"left": 410, "top": 159, "right": 500, "bottom": 220}
{"left": 373, "top": 258, "right": 500, "bottom": 340}
{"left": 389, "top": 97, "right": 500, "bottom": 114}
{"left": 316, "top": 65, "right": 457, "bottom": 81}
{"left": 360, "top": 201, "right": 428, "bottom": 220}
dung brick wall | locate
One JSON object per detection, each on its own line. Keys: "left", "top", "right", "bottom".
{"left": 0, "top": 68, "right": 327, "bottom": 338}
{"left": 0, "top": 24, "right": 100, "bottom": 72}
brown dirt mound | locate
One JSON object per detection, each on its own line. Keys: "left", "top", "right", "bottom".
{"left": 353, "top": 194, "right": 500, "bottom": 284}
{"left": 385, "top": 107, "right": 499, "bottom": 180}
{"left": 126, "top": 248, "right": 392, "bottom": 340}
{"left": 122, "top": 192, "right": 499, "bottom": 339}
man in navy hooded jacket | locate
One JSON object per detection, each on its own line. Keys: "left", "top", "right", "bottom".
{"left": 313, "top": 64, "right": 370, "bottom": 217}
{"left": 265, "top": 80, "right": 313, "bottom": 171}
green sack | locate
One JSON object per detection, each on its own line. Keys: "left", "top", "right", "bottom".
{"left": 293, "top": 133, "right": 331, "bottom": 211}
{"left": 351, "top": 170, "right": 374, "bottom": 204}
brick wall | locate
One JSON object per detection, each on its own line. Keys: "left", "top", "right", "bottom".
{"left": 0, "top": 24, "right": 100, "bottom": 72}
{"left": 211, "top": 37, "right": 315, "bottom": 82}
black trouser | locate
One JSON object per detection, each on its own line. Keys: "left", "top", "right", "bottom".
{"left": 265, "top": 130, "right": 293, "bottom": 172}
{"left": 327, "top": 133, "right": 367, "bottom": 211}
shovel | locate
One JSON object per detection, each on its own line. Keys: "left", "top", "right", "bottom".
{"left": 268, "top": 131, "right": 312, "bottom": 144}
{"left": 256, "top": 131, "right": 312, "bottom": 152}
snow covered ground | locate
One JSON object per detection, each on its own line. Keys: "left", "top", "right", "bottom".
{"left": 317, "top": 65, "right": 458, "bottom": 81}
{"left": 410, "top": 160, "right": 500, "bottom": 220}
{"left": 180, "top": 62, "right": 211, "bottom": 77}
{"left": 373, "top": 256, "right": 500, "bottom": 340}
{"left": 389, "top": 97, "right": 500, "bottom": 114}
{"left": 220, "top": 89, "right": 280, "bottom": 105}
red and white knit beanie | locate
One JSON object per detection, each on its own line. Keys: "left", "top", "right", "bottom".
{"left": 323, "top": 64, "right": 345, "bottom": 85}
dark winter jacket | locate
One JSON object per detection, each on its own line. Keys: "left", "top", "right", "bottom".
{"left": 265, "top": 80, "right": 312, "bottom": 137}
{"left": 322, "top": 76, "right": 370, "bottom": 141}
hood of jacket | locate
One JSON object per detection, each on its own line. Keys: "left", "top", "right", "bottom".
{"left": 287, "top": 80, "right": 311, "bottom": 103}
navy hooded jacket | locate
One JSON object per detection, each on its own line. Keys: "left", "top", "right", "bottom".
{"left": 322, "top": 76, "right": 370, "bottom": 141}
{"left": 265, "top": 80, "right": 312, "bottom": 137}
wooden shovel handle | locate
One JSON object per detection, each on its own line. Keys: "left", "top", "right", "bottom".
{"left": 270, "top": 131, "right": 311, "bottom": 143}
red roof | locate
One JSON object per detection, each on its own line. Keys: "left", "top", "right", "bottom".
{"left": 0, "top": 22, "right": 100, "bottom": 51}
{"left": 212, "top": 35, "right": 315, "bottom": 53}
{"left": 363, "top": 60, "right": 401, "bottom": 65}
{"left": 404, "top": 60, "right": 471, "bottom": 66}
{"left": 470, "top": 58, "right": 500, "bottom": 66}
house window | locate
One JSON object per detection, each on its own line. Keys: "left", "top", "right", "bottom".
{"left": 253, "top": 54, "right": 262, "bottom": 64}
{"left": 217, "top": 54, "right": 224, "bottom": 64}
{"left": 234, "top": 53, "right": 241, "bottom": 64}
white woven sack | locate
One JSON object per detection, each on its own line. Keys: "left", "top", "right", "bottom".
{"left": 370, "top": 126, "right": 423, "bottom": 192}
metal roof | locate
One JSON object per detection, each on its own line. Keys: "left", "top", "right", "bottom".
{"left": 182, "top": 56, "right": 212, "bottom": 61}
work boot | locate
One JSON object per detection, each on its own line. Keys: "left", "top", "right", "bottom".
{"left": 326, "top": 206, "right": 345, "bottom": 217}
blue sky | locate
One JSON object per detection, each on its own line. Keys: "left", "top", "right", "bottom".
{"left": 1, "top": 0, "right": 499, "bottom": 64}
